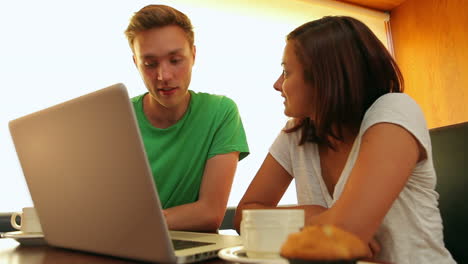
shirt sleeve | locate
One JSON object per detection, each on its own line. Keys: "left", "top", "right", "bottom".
{"left": 207, "top": 97, "right": 250, "bottom": 161}
{"left": 360, "top": 93, "right": 431, "bottom": 159}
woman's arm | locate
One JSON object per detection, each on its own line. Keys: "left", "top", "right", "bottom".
{"left": 234, "top": 153, "right": 327, "bottom": 233}
{"left": 164, "top": 152, "right": 239, "bottom": 232}
{"left": 310, "top": 123, "right": 424, "bottom": 243}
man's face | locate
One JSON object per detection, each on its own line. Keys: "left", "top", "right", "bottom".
{"left": 132, "top": 25, "right": 195, "bottom": 109}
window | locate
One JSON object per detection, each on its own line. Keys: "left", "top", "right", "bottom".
{"left": 0, "top": 0, "right": 389, "bottom": 211}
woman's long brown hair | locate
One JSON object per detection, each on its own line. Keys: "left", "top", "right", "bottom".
{"left": 285, "top": 16, "right": 404, "bottom": 149}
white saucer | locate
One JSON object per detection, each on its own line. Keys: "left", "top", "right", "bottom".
{"left": 218, "top": 246, "right": 288, "bottom": 264}
{"left": 2, "top": 231, "right": 46, "bottom": 246}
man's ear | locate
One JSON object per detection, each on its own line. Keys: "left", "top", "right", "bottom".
{"left": 132, "top": 55, "right": 137, "bottom": 67}
{"left": 192, "top": 45, "right": 196, "bottom": 64}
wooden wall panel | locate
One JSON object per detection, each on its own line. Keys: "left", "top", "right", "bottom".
{"left": 338, "top": 0, "right": 405, "bottom": 11}
{"left": 390, "top": 0, "right": 468, "bottom": 128}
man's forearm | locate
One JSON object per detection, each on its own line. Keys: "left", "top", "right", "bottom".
{"left": 164, "top": 201, "right": 225, "bottom": 232}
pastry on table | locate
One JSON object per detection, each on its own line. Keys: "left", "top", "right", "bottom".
{"left": 280, "top": 225, "right": 370, "bottom": 264}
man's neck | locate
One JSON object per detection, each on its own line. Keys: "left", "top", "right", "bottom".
{"left": 143, "top": 92, "right": 191, "bottom": 129}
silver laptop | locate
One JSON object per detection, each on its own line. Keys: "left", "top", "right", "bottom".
{"left": 8, "top": 83, "right": 240, "bottom": 263}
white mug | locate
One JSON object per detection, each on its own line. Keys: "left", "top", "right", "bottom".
{"left": 10, "top": 207, "right": 43, "bottom": 233}
{"left": 240, "top": 209, "right": 304, "bottom": 259}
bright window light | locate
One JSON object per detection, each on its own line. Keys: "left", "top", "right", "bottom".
{"left": 0, "top": 0, "right": 388, "bottom": 211}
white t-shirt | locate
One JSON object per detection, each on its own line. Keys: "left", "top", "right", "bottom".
{"left": 269, "top": 93, "right": 455, "bottom": 264}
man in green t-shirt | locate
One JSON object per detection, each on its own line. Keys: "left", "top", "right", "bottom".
{"left": 124, "top": 5, "right": 249, "bottom": 232}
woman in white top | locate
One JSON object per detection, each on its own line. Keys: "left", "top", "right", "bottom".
{"left": 234, "top": 16, "right": 454, "bottom": 263}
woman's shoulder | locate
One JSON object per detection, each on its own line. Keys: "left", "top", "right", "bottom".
{"left": 363, "top": 93, "right": 426, "bottom": 125}
{"left": 275, "top": 119, "right": 305, "bottom": 146}
{"left": 369, "top": 93, "right": 419, "bottom": 110}
{"left": 283, "top": 118, "right": 298, "bottom": 129}
{"left": 360, "top": 92, "right": 430, "bottom": 147}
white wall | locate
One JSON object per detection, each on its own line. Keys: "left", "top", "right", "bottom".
{"left": 0, "top": 0, "right": 388, "bottom": 212}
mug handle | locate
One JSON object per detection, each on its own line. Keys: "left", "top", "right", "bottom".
{"left": 10, "top": 212, "right": 22, "bottom": 230}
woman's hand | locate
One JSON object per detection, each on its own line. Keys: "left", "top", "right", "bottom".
{"left": 368, "top": 237, "right": 381, "bottom": 258}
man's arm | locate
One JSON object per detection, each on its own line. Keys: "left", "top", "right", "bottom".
{"left": 163, "top": 152, "right": 240, "bottom": 232}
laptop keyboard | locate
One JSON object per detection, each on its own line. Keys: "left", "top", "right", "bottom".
{"left": 172, "top": 239, "right": 215, "bottom": 250}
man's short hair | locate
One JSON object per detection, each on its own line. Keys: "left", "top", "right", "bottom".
{"left": 124, "top": 5, "right": 194, "bottom": 51}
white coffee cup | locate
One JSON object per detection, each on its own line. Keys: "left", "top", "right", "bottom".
{"left": 10, "top": 207, "right": 43, "bottom": 233}
{"left": 240, "top": 209, "right": 304, "bottom": 259}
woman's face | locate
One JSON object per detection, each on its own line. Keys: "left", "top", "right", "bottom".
{"left": 273, "top": 41, "right": 314, "bottom": 118}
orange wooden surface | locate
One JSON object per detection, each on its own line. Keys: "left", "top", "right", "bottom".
{"left": 338, "top": 0, "right": 405, "bottom": 11}
{"left": 390, "top": 0, "right": 468, "bottom": 128}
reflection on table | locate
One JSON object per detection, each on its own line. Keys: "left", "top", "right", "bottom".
{"left": 0, "top": 239, "right": 229, "bottom": 264}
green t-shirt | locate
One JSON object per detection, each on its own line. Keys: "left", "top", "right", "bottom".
{"left": 131, "top": 90, "right": 249, "bottom": 209}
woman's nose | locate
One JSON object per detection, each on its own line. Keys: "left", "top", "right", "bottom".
{"left": 273, "top": 74, "right": 283, "bottom": 91}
